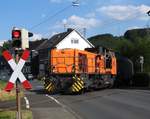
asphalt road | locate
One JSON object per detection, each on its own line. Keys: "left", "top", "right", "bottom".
{"left": 25, "top": 80, "right": 150, "bottom": 119}
{"left": 25, "top": 80, "right": 77, "bottom": 119}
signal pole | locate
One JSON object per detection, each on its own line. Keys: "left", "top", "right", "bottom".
{"left": 12, "top": 27, "right": 22, "bottom": 119}
{"left": 12, "top": 27, "right": 33, "bottom": 119}
{"left": 15, "top": 48, "right": 22, "bottom": 119}
{"left": 15, "top": 50, "right": 22, "bottom": 119}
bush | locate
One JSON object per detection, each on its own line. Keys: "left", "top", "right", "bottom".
{"left": 132, "top": 72, "right": 150, "bottom": 87}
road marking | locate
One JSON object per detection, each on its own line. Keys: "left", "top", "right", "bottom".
{"left": 46, "top": 94, "right": 82, "bottom": 119}
{"left": 24, "top": 96, "right": 30, "bottom": 109}
{"left": 46, "top": 95, "right": 62, "bottom": 106}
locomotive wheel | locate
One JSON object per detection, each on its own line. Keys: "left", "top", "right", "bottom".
{"left": 108, "top": 79, "right": 114, "bottom": 88}
{"left": 104, "top": 78, "right": 114, "bottom": 88}
{"left": 95, "top": 79, "right": 105, "bottom": 89}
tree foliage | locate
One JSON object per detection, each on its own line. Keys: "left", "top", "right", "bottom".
{"left": 124, "top": 28, "right": 150, "bottom": 42}
{"left": 88, "top": 28, "right": 150, "bottom": 72}
{"left": 2, "top": 40, "right": 12, "bottom": 50}
{"left": 88, "top": 34, "right": 119, "bottom": 49}
{"left": 0, "top": 46, "right": 2, "bottom": 56}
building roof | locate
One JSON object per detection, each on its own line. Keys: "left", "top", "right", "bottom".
{"left": 36, "top": 28, "right": 73, "bottom": 50}
{"left": 0, "top": 46, "right": 4, "bottom": 54}
{"left": 0, "top": 46, "right": 3, "bottom": 50}
{"left": 29, "top": 39, "right": 47, "bottom": 50}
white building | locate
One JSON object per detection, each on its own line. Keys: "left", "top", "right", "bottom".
{"left": 37, "top": 28, "right": 94, "bottom": 51}
{"left": 55, "top": 28, "right": 94, "bottom": 50}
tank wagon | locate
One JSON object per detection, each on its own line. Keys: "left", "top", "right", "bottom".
{"left": 44, "top": 47, "right": 117, "bottom": 94}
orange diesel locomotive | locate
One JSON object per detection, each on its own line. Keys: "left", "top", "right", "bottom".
{"left": 44, "top": 47, "right": 117, "bottom": 93}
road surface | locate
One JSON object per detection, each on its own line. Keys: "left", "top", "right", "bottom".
{"left": 25, "top": 80, "right": 150, "bottom": 119}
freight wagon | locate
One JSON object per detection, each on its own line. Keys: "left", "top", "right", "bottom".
{"left": 44, "top": 47, "right": 117, "bottom": 94}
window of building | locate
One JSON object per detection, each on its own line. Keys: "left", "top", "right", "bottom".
{"left": 71, "top": 38, "right": 79, "bottom": 44}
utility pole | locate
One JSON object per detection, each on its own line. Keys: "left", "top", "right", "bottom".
{"left": 83, "top": 28, "right": 86, "bottom": 38}
{"left": 63, "top": 21, "right": 67, "bottom": 31}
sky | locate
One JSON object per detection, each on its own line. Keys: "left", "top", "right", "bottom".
{"left": 0, "top": 0, "right": 150, "bottom": 45}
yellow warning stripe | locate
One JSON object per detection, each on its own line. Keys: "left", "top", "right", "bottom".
{"left": 48, "top": 85, "right": 54, "bottom": 92}
{"left": 73, "top": 77, "right": 76, "bottom": 80}
{"left": 77, "top": 78, "right": 84, "bottom": 85}
{"left": 71, "top": 76, "right": 85, "bottom": 92}
{"left": 77, "top": 77, "right": 81, "bottom": 81}
{"left": 73, "top": 77, "right": 84, "bottom": 85}
{"left": 76, "top": 81, "right": 84, "bottom": 89}
{"left": 74, "top": 82, "right": 81, "bottom": 90}
{"left": 47, "top": 83, "right": 55, "bottom": 92}
{"left": 72, "top": 88, "right": 76, "bottom": 92}
{"left": 44, "top": 81, "right": 49, "bottom": 87}
{"left": 46, "top": 83, "right": 52, "bottom": 90}
{"left": 72, "top": 84, "right": 79, "bottom": 92}
{"left": 44, "top": 83, "right": 48, "bottom": 88}
{"left": 44, "top": 80, "right": 50, "bottom": 86}
{"left": 72, "top": 81, "right": 84, "bottom": 92}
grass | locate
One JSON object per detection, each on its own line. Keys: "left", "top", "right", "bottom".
{"left": 0, "top": 80, "right": 23, "bottom": 101}
{"left": 0, "top": 110, "right": 33, "bottom": 119}
{"left": 0, "top": 81, "right": 33, "bottom": 119}
{"left": 0, "top": 80, "right": 7, "bottom": 89}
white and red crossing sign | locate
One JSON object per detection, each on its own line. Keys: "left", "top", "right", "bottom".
{"left": 2, "top": 50, "right": 32, "bottom": 92}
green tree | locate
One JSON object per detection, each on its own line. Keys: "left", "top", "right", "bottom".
{"left": 3, "top": 40, "right": 12, "bottom": 50}
{"left": 88, "top": 34, "right": 119, "bottom": 50}
{"left": 118, "top": 37, "right": 150, "bottom": 72}
{"left": 88, "top": 28, "right": 150, "bottom": 72}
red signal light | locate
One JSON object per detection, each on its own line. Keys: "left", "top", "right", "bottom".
{"left": 12, "top": 30, "right": 21, "bottom": 48}
{"left": 12, "top": 30, "right": 21, "bottom": 38}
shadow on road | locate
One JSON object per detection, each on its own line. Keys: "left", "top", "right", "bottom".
{"left": 29, "top": 84, "right": 150, "bottom": 97}
{"left": 116, "top": 86, "right": 150, "bottom": 90}
{"left": 30, "top": 89, "right": 47, "bottom": 94}
{"left": 29, "top": 88, "right": 60, "bottom": 95}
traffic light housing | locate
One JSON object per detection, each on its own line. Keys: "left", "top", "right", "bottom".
{"left": 12, "top": 30, "right": 22, "bottom": 48}
{"left": 12, "top": 28, "right": 33, "bottom": 49}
